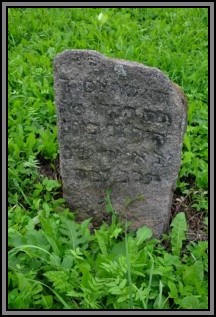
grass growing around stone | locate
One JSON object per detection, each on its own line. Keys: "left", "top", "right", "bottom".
{"left": 8, "top": 8, "right": 208, "bottom": 309}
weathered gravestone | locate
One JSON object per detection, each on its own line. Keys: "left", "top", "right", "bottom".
{"left": 54, "top": 49, "right": 187, "bottom": 237}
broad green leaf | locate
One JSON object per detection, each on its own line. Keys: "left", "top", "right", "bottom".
{"left": 95, "top": 230, "right": 108, "bottom": 256}
{"left": 59, "top": 218, "right": 86, "bottom": 250}
{"left": 62, "top": 254, "right": 74, "bottom": 269}
{"left": 78, "top": 262, "right": 91, "bottom": 288}
{"left": 49, "top": 254, "right": 61, "bottom": 267}
{"left": 111, "top": 241, "right": 126, "bottom": 258}
{"left": 42, "top": 202, "right": 51, "bottom": 217}
{"left": 168, "top": 281, "right": 178, "bottom": 299}
{"left": 39, "top": 216, "right": 60, "bottom": 256}
{"left": 8, "top": 228, "right": 26, "bottom": 247}
{"left": 183, "top": 261, "right": 204, "bottom": 291}
{"left": 136, "top": 226, "right": 152, "bottom": 246}
{"left": 170, "top": 212, "right": 187, "bottom": 256}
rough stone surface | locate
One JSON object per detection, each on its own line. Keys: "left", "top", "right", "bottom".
{"left": 54, "top": 49, "right": 187, "bottom": 237}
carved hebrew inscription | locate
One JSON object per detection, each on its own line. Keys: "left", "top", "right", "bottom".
{"left": 54, "top": 50, "right": 187, "bottom": 237}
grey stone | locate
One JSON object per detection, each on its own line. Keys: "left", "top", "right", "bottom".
{"left": 54, "top": 49, "right": 187, "bottom": 237}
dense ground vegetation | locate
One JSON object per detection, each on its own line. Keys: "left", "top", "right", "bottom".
{"left": 8, "top": 8, "right": 208, "bottom": 309}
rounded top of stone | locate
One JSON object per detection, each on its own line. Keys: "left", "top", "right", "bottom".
{"left": 54, "top": 49, "right": 160, "bottom": 72}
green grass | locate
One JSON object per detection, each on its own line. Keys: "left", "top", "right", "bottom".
{"left": 8, "top": 8, "right": 208, "bottom": 309}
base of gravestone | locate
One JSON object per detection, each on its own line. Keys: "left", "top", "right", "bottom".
{"left": 38, "top": 156, "right": 208, "bottom": 241}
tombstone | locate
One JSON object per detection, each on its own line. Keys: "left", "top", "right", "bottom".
{"left": 54, "top": 50, "right": 187, "bottom": 237}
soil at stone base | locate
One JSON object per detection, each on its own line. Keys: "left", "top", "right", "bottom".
{"left": 38, "top": 155, "right": 208, "bottom": 243}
